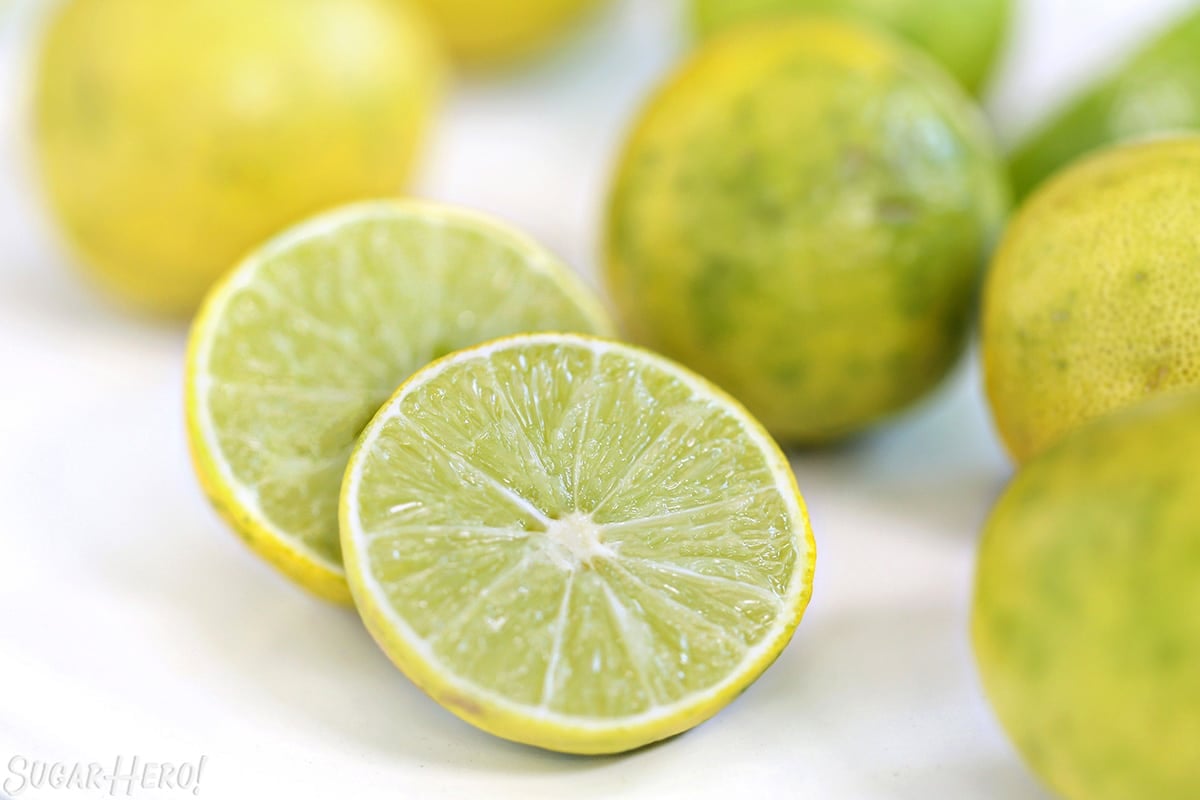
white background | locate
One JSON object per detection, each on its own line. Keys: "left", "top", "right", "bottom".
{"left": 0, "top": 1, "right": 1194, "bottom": 797}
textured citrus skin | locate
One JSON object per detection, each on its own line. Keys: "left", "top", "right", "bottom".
{"left": 972, "top": 391, "right": 1200, "bottom": 800}
{"left": 689, "top": 0, "right": 1012, "bottom": 95}
{"left": 409, "top": 0, "right": 601, "bottom": 65}
{"left": 342, "top": 333, "right": 817, "bottom": 754}
{"left": 1010, "top": 8, "right": 1200, "bottom": 200}
{"left": 34, "top": 0, "right": 442, "bottom": 316}
{"left": 982, "top": 138, "right": 1200, "bottom": 463}
{"left": 605, "top": 20, "right": 1008, "bottom": 442}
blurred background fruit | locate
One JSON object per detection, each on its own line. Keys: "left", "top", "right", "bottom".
{"left": 982, "top": 137, "right": 1200, "bottom": 463}
{"left": 1010, "top": 7, "right": 1200, "bottom": 200}
{"left": 688, "top": 0, "right": 1012, "bottom": 95}
{"left": 33, "top": 0, "right": 443, "bottom": 316}
{"left": 973, "top": 390, "right": 1200, "bottom": 800}
{"left": 605, "top": 19, "right": 1008, "bottom": 443}
{"left": 409, "top": 0, "right": 604, "bottom": 66}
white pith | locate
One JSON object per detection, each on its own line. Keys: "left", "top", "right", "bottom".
{"left": 541, "top": 512, "right": 617, "bottom": 569}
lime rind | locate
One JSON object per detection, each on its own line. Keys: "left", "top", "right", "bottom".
{"left": 341, "top": 333, "right": 815, "bottom": 753}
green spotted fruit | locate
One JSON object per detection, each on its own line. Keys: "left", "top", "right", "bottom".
{"left": 604, "top": 19, "right": 1008, "bottom": 442}
{"left": 973, "top": 390, "right": 1200, "bottom": 800}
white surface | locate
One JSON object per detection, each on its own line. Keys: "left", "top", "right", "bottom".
{"left": 0, "top": 1, "right": 1193, "bottom": 798}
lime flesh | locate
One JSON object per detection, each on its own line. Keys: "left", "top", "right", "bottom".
{"left": 185, "top": 202, "right": 612, "bottom": 602}
{"left": 341, "top": 334, "right": 815, "bottom": 753}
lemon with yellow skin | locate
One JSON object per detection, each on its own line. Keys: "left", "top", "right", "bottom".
{"left": 34, "top": 0, "right": 442, "bottom": 316}
{"left": 690, "top": 0, "right": 1012, "bottom": 95}
{"left": 605, "top": 19, "right": 1008, "bottom": 443}
{"left": 982, "top": 137, "right": 1200, "bottom": 463}
{"left": 973, "top": 391, "right": 1200, "bottom": 800}
{"left": 409, "top": 0, "right": 602, "bottom": 65}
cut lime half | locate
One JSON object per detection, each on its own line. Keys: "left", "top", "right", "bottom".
{"left": 341, "top": 333, "right": 815, "bottom": 753}
{"left": 185, "top": 202, "right": 612, "bottom": 603}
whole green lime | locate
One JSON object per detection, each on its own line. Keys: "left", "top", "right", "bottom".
{"left": 1010, "top": 7, "right": 1200, "bottom": 200}
{"left": 604, "top": 19, "right": 1007, "bottom": 442}
{"left": 689, "top": 0, "right": 1012, "bottom": 95}
{"left": 973, "top": 391, "right": 1200, "bottom": 800}
{"left": 982, "top": 137, "right": 1200, "bottom": 463}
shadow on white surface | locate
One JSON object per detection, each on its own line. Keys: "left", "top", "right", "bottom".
{"left": 790, "top": 359, "right": 1012, "bottom": 543}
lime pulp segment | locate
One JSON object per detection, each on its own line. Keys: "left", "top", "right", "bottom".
{"left": 342, "top": 334, "right": 815, "bottom": 753}
{"left": 186, "top": 202, "right": 612, "bottom": 600}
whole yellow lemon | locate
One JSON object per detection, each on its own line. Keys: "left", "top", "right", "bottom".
{"left": 604, "top": 19, "right": 1007, "bottom": 442}
{"left": 409, "top": 0, "right": 602, "bottom": 65}
{"left": 34, "top": 0, "right": 442, "bottom": 316}
{"left": 973, "top": 391, "right": 1200, "bottom": 800}
{"left": 982, "top": 137, "right": 1200, "bottom": 463}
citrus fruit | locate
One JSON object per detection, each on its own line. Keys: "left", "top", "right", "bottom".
{"left": 688, "top": 0, "right": 1012, "bottom": 95}
{"left": 408, "top": 0, "right": 602, "bottom": 65}
{"left": 185, "top": 202, "right": 612, "bottom": 603}
{"left": 34, "top": 0, "right": 443, "bottom": 316}
{"left": 340, "top": 333, "right": 815, "bottom": 754}
{"left": 972, "top": 391, "right": 1200, "bottom": 800}
{"left": 1010, "top": 7, "right": 1200, "bottom": 200}
{"left": 982, "top": 137, "right": 1200, "bottom": 463}
{"left": 604, "top": 19, "right": 1008, "bottom": 443}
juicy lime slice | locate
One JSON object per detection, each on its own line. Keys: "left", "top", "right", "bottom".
{"left": 185, "top": 202, "right": 613, "bottom": 603}
{"left": 341, "top": 333, "right": 816, "bottom": 754}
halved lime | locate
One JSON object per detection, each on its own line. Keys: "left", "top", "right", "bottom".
{"left": 341, "top": 333, "right": 815, "bottom": 754}
{"left": 185, "top": 202, "right": 613, "bottom": 603}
